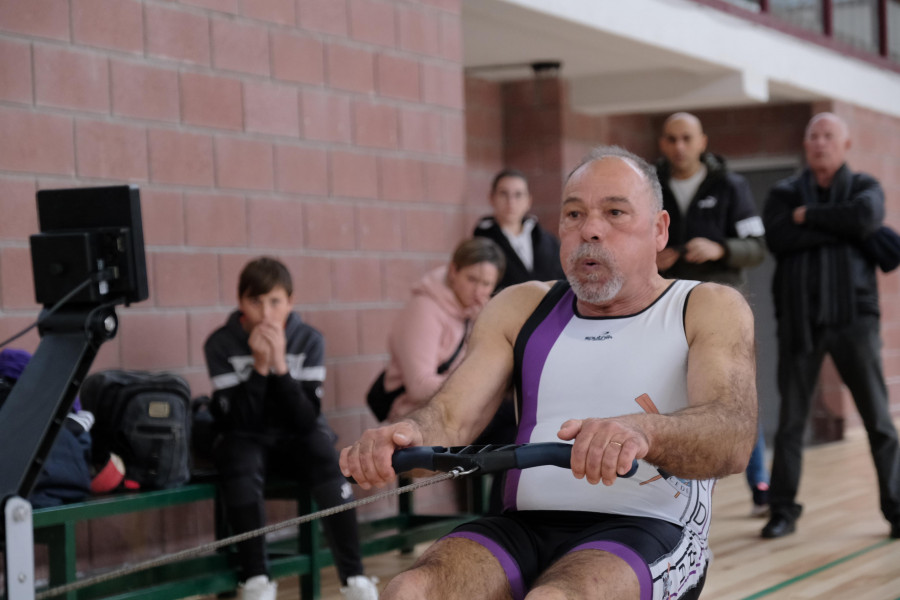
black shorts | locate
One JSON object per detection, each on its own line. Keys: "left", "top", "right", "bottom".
{"left": 446, "top": 511, "right": 707, "bottom": 600}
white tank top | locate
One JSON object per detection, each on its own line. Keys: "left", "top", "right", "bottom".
{"left": 506, "top": 279, "right": 713, "bottom": 539}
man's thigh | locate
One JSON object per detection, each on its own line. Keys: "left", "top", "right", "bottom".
{"left": 384, "top": 536, "right": 512, "bottom": 600}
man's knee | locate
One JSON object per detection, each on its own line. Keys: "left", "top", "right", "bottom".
{"left": 380, "top": 568, "right": 434, "bottom": 600}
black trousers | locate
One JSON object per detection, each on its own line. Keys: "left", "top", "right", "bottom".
{"left": 771, "top": 315, "right": 900, "bottom": 523}
{"left": 214, "top": 419, "right": 363, "bottom": 583}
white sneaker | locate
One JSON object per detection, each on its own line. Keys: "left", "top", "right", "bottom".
{"left": 341, "top": 574, "right": 379, "bottom": 600}
{"left": 239, "top": 575, "right": 277, "bottom": 600}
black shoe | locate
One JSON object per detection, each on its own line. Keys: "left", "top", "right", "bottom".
{"left": 761, "top": 515, "right": 796, "bottom": 538}
{"left": 891, "top": 522, "right": 900, "bottom": 539}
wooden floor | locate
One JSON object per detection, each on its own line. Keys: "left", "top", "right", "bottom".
{"left": 275, "top": 423, "right": 900, "bottom": 599}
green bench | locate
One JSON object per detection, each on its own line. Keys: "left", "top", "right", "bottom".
{"left": 15, "top": 477, "right": 482, "bottom": 600}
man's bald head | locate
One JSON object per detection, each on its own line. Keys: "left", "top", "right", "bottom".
{"left": 659, "top": 112, "right": 708, "bottom": 179}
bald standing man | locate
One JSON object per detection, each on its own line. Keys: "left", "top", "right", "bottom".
{"left": 656, "top": 112, "right": 766, "bottom": 287}
{"left": 762, "top": 112, "right": 900, "bottom": 539}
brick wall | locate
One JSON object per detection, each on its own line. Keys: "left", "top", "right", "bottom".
{"left": 0, "top": 0, "right": 468, "bottom": 571}
{"left": 0, "top": 0, "right": 467, "bottom": 441}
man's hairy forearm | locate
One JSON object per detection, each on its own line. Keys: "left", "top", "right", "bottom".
{"left": 635, "top": 396, "right": 756, "bottom": 480}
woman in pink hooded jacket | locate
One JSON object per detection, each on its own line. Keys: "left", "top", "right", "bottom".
{"left": 385, "top": 238, "right": 505, "bottom": 421}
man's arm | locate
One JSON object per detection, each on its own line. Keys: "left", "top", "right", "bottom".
{"left": 559, "top": 283, "right": 757, "bottom": 485}
{"left": 803, "top": 174, "right": 884, "bottom": 241}
{"left": 763, "top": 182, "right": 843, "bottom": 255}
{"left": 204, "top": 332, "right": 268, "bottom": 433}
{"left": 340, "top": 282, "right": 549, "bottom": 489}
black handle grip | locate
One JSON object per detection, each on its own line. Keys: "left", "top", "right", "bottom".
{"left": 387, "top": 442, "right": 639, "bottom": 478}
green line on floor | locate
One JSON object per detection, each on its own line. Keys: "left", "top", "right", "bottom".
{"left": 740, "top": 539, "right": 894, "bottom": 599}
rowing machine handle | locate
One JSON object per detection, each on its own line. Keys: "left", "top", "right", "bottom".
{"left": 391, "top": 442, "right": 639, "bottom": 478}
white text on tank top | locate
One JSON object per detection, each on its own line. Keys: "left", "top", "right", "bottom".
{"left": 511, "top": 279, "right": 713, "bottom": 539}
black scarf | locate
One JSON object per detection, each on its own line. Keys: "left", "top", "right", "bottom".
{"left": 780, "top": 166, "right": 856, "bottom": 352}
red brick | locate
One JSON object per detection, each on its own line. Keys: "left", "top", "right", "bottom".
{"left": 188, "top": 309, "right": 230, "bottom": 367}
{"left": 303, "top": 309, "right": 358, "bottom": 358}
{"left": 326, "top": 43, "right": 375, "bottom": 94}
{"left": 422, "top": 62, "right": 463, "bottom": 110}
{"left": 0, "top": 246, "right": 38, "bottom": 309}
{"left": 424, "top": 161, "right": 464, "bottom": 205}
{"left": 274, "top": 144, "right": 329, "bottom": 196}
{"left": 217, "top": 253, "right": 252, "bottom": 303}
{"left": 405, "top": 207, "right": 455, "bottom": 252}
{"left": 240, "top": 0, "right": 295, "bottom": 24}
{"left": 357, "top": 205, "right": 403, "bottom": 252}
{"left": 75, "top": 119, "right": 148, "bottom": 181}
{"left": 91, "top": 337, "right": 122, "bottom": 372}
{"left": 184, "top": 370, "right": 212, "bottom": 398}
{"left": 443, "top": 111, "right": 465, "bottom": 158}
{"left": 145, "top": 4, "right": 211, "bottom": 66}
{"left": 119, "top": 312, "right": 189, "bottom": 370}
{"left": 0, "top": 177, "right": 36, "bottom": 241}
{"left": 215, "top": 137, "right": 274, "bottom": 191}
{"left": 140, "top": 188, "right": 184, "bottom": 246}
{"left": 400, "top": 107, "right": 443, "bottom": 154}
{"left": 181, "top": 71, "right": 243, "bottom": 131}
{"left": 379, "top": 156, "right": 424, "bottom": 202}
{"left": 376, "top": 53, "right": 420, "bottom": 102}
{"left": 397, "top": 5, "right": 440, "bottom": 57}
{"left": 304, "top": 201, "right": 356, "bottom": 251}
{"left": 0, "top": 0, "right": 69, "bottom": 40}
{"left": 211, "top": 17, "right": 270, "bottom": 76}
{"left": 244, "top": 80, "right": 300, "bottom": 137}
{"left": 438, "top": 11, "right": 462, "bottom": 62}
{"left": 349, "top": 0, "right": 396, "bottom": 47}
{"left": 358, "top": 307, "right": 399, "bottom": 354}
{"left": 298, "top": 0, "right": 348, "bottom": 36}
{"left": 353, "top": 100, "right": 398, "bottom": 149}
{"left": 300, "top": 89, "right": 351, "bottom": 143}
{"left": 280, "top": 255, "right": 332, "bottom": 304}
{"left": 383, "top": 257, "right": 430, "bottom": 302}
{"left": 332, "top": 360, "right": 379, "bottom": 410}
{"left": 184, "top": 192, "right": 247, "bottom": 247}
{"left": 0, "top": 107, "right": 74, "bottom": 176}
{"left": 332, "top": 257, "right": 382, "bottom": 302}
{"left": 0, "top": 316, "right": 39, "bottom": 353}
{"left": 271, "top": 31, "right": 324, "bottom": 85}
{"left": 0, "top": 39, "right": 32, "bottom": 104}
{"left": 331, "top": 150, "right": 378, "bottom": 199}
{"left": 34, "top": 46, "right": 109, "bottom": 114}
{"left": 111, "top": 61, "right": 179, "bottom": 123}
{"left": 148, "top": 128, "right": 215, "bottom": 187}
{"left": 247, "top": 196, "right": 304, "bottom": 249}
{"left": 153, "top": 252, "right": 220, "bottom": 307}
{"left": 72, "top": 0, "right": 143, "bottom": 53}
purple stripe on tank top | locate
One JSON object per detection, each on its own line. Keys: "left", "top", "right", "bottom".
{"left": 569, "top": 541, "right": 652, "bottom": 600}
{"left": 445, "top": 532, "right": 526, "bottom": 600}
{"left": 503, "top": 288, "right": 576, "bottom": 510}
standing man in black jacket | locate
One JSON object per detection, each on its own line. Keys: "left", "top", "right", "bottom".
{"left": 761, "top": 112, "right": 900, "bottom": 539}
{"left": 473, "top": 168, "right": 565, "bottom": 292}
{"left": 657, "top": 112, "right": 771, "bottom": 517}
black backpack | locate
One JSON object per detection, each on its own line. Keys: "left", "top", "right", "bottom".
{"left": 80, "top": 370, "right": 192, "bottom": 490}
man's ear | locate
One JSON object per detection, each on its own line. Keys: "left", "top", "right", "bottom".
{"left": 656, "top": 210, "right": 671, "bottom": 251}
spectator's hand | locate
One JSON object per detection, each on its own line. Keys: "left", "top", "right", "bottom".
{"left": 340, "top": 421, "right": 424, "bottom": 490}
{"left": 792, "top": 206, "right": 806, "bottom": 224}
{"left": 683, "top": 238, "right": 725, "bottom": 263}
{"left": 557, "top": 417, "right": 649, "bottom": 486}
{"left": 256, "top": 321, "right": 288, "bottom": 375}
{"left": 656, "top": 248, "right": 681, "bottom": 271}
{"left": 248, "top": 325, "right": 273, "bottom": 375}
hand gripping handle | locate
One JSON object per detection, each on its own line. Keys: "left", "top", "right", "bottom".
{"left": 391, "top": 442, "right": 639, "bottom": 478}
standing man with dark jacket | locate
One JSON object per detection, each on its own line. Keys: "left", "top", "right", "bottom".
{"left": 657, "top": 112, "right": 771, "bottom": 516}
{"left": 761, "top": 112, "right": 900, "bottom": 539}
{"left": 473, "top": 168, "right": 565, "bottom": 292}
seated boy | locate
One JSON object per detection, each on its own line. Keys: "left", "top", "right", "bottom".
{"left": 204, "top": 257, "right": 378, "bottom": 600}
